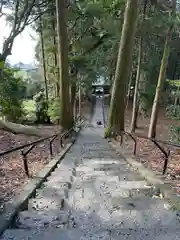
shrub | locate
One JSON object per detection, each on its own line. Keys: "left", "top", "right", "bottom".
{"left": 166, "top": 105, "right": 180, "bottom": 120}
{"left": 168, "top": 125, "right": 180, "bottom": 144}
{"left": 22, "top": 100, "right": 36, "bottom": 122}
{"left": 0, "top": 68, "right": 26, "bottom": 122}
{"left": 48, "top": 100, "right": 61, "bottom": 123}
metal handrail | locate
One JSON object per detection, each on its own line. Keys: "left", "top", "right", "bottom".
{"left": 0, "top": 116, "right": 85, "bottom": 177}
{"left": 112, "top": 129, "right": 179, "bottom": 175}
{"left": 101, "top": 100, "right": 179, "bottom": 176}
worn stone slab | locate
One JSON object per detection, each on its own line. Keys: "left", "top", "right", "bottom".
{"left": 106, "top": 172, "right": 144, "bottom": 181}
{"left": 28, "top": 194, "right": 64, "bottom": 212}
{"left": 2, "top": 227, "right": 180, "bottom": 240}
{"left": 82, "top": 151, "right": 120, "bottom": 159}
{"left": 1, "top": 228, "right": 113, "bottom": 240}
{"left": 17, "top": 210, "right": 70, "bottom": 229}
{"left": 47, "top": 170, "right": 73, "bottom": 182}
{"left": 111, "top": 228, "right": 180, "bottom": 240}
{"left": 110, "top": 140, "right": 180, "bottom": 211}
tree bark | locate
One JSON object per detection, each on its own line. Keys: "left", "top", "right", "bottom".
{"left": 78, "top": 80, "right": 81, "bottom": 117}
{"left": 0, "top": 120, "right": 59, "bottom": 137}
{"left": 105, "top": 0, "right": 138, "bottom": 136}
{"left": 39, "top": 14, "right": 49, "bottom": 103}
{"left": 71, "top": 81, "right": 77, "bottom": 117}
{"left": 51, "top": 9, "right": 60, "bottom": 99}
{"left": 131, "top": 0, "right": 147, "bottom": 133}
{"left": 56, "top": 0, "right": 73, "bottom": 129}
{"left": 130, "top": 38, "right": 142, "bottom": 132}
{"left": 126, "top": 71, "right": 133, "bottom": 110}
{"left": 148, "top": 0, "right": 176, "bottom": 138}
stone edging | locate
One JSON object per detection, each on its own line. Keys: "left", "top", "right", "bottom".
{"left": 0, "top": 127, "right": 81, "bottom": 236}
{"left": 109, "top": 139, "right": 180, "bottom": 211}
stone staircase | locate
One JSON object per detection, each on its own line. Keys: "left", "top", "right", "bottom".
{"left": 1, "top": 99, "right": 180, "bottom": 239}
{"left": 1, "top": 127, "right": 180, "bottom": 239}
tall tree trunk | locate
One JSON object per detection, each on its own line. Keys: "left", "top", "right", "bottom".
{"left": 53, "top": 40, "right": 60, "bottom": 99}
{"left": 126, "top": 71, "right": 133, "bottom": 110}
{"left": 56, "top": 0, "right": 73, "bottom": 129}
{"left": 105, "top": 0, "right": 138, "bottom": 136}
{"left": 78, "top": 79, "right": 81, "bottom": 117}
{"left": 131, "top": 0, "right": 147, "bottom": 132}
{"left": 130, "top": 38, "right": 142, "bottom": 132}
{"left": 71, "top": 81, "right": 77, "bottom": 117}
{"left": 148, "top": 0, "right": 176, "bottom": 138}
{"left": 39, "top": 16, "right": 49, "bottom": 103}
{"left": 71, "top": 83, "right": 77, "bottom": 106}
{"left": 51, "top": 10, "right": 60, "bottom": 99}
{"left": 172, "top": 57, "right": 177, "bottom": 79}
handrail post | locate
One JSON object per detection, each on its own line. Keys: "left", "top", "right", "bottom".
{"left": 113, "top": 130, "right": 180, "bottom": 176}
{"left": 49, "top": 135, "right": 57, "bottom": 156}
{"left": 49, "top": 141, "right": 53, "bottom": 156}
{"left": 21, "top": 151, "right": 29, "bottom": 177}
{"left": 120, "top": 134, "right": 123, "bottom": 145}
{"left": 60, "top": 137, "right": 63, "bottom": 148}
{"left": 152, "top": 140, "right": 169, "bottom": 175}
{"left": 132, "top": 135, "right": 137, "bottom": 155}
{"left": 163, "top": 149, "right": 170, "bottom": 175}
{"left": 126, "top": 132, "right": 137, "bottom": 155}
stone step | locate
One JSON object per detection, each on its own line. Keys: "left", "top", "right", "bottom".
{"left": 102, "top": 180, "right": 151, "bottom": 190}
{"left": 70, "top": 178, "right": 153, "bottom": 199}
{"left": 75, "top": 164, "right": 130, "bottom": 176}
{"left": 82, "top": 159, "right": 126, "bottom": 166}
{"left": 99, "top": 180, "right": 154, "bottom": 199}
{"left": 64, "top": 195, "right": 179, "bottom": 230}
{"left": 16, "top": 210, "right": 70, "bottom": 229}
{"left": 3, "top": 125, "right": 180, "bottom": 240}
{"left": 106, "top": 172, "right": 144, "bottom": 181}
{"left": 62, "top": 153, "right": 82, "bottom": 161}
{"left": 55, "top": 161, "right": 75, "bottom": 169}
{"left": 2, "top": 227, "right": 180, "bottom": 240}
{"left": 46, "top": 173, "right": 73, "bottom": 185}
{"left": 49, "top": 168, "right": 73, "bottom": 177}
{"left": 0, "top": 229, "right": 82, "bottom": 240}
{"left": 59, "top": 156, "right": 78, "bottom": 167}
{"left": 28, "top": 194, "right": 65, "bottom": 212}
{"left": 35, "top": 184, "right": 68, "bottom": 198}
{"left": 111, "top": 228, "right": 180, "bottom": 240}
{"left": 69, "top": 148, "right": 116, "bottom": 154}
{"left": 73, "top": 142, "right": 107, "bottom": 147}
{"left": 81, "top": 161, "right": 128, "bottom": 169}
{"left": 82, "top": 151, "right": 119, "bottom": 159}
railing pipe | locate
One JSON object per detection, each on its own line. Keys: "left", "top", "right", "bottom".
{"left": 0, "top": 117, "right": 84, "bottom": 177}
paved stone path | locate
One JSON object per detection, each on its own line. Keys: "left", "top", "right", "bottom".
{"left": 1, "top": 99, "right": 180, "bottom": 239}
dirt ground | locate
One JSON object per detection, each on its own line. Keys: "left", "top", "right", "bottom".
{"left": 0, "top": 125, "right": 64, "bottom": 212}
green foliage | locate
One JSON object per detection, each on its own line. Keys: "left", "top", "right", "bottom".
{"left": 166, "top": 105, "right": 180, "bottom": 119}
{"left": 84, "top": 3, "right": 104, "bottom": 17}
{"left": 22, "top": 100, "right": 36, "bottom": 121}
{"left": 139, "top": 86, "right": 156, "bottom": 109}
{"left": 167, "top": 79, "right": 180, "bottom": 87}
{"left": 34, "top": 0, "right": 124, "bottom": 95}
{"left": 48, "top": 100, "right": 61, "bottom": 123}
{"left": 168, "top": 125, "right": 180, "bottom": 144}
{"left": 15, "top": 69, "right": 43, "bottom": 98}
{"left": 34, "top": 91, "right": 49, "bottom": 123}
{"left": 0, "top": 67, "right": 26, "bottom": 122}
{"left": 31, "top": 0, "right": 180, "bottom": 123}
